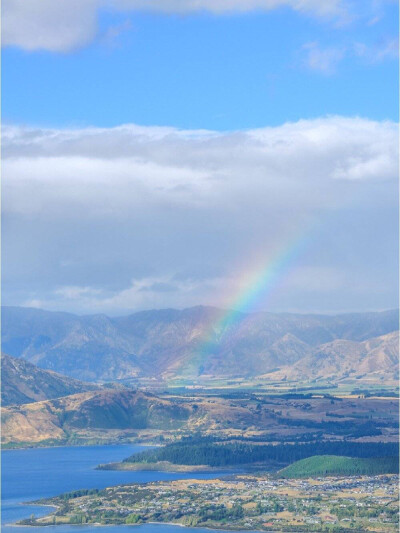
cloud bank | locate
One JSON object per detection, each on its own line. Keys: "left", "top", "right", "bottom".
{"left": 2, "top": 116, "right": 398, "bottom": 314}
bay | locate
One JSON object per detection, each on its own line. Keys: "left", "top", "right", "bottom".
{"left": 1, "top": 445, "right": 245, "bottom": 533}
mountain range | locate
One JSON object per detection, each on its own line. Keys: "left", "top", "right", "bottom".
{"left": 2, "top": 305, "right": 398, "bottom": 383}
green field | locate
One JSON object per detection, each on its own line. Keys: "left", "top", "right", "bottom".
{"left": 279, "top": 454, "right": 399, "bottom": 478}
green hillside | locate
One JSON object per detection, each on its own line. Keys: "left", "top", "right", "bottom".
{"left": 279, "top": 455, "right": 399, "bottom": 478}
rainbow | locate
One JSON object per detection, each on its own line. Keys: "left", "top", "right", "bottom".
{"left": 196, "top": 228, "right": 314, "bottom": 363}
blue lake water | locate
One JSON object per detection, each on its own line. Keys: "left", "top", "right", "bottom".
{"left": 1, "top": 445, "right": 250, "bottom": 533}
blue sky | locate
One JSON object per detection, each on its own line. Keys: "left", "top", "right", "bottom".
{"left": 2, "top": 0, "right": 399, "bottom": 315}
{"left": 3, "top": 2, "right": 398, "bottom": 129}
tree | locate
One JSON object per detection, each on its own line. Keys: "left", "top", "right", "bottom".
{"left": 126, "top": 513, "right": 141, "bottom": 524}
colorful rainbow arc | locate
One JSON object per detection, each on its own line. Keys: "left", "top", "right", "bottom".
{"left": 196, "top": 228, "right": 315, "bottom": 360}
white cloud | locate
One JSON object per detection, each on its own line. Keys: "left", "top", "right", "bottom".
{"left": 2, "top": 116, "right": 398, "bottom": 314}
{"left": 114, "top": 0, "right": 345, "bottom": 16}
{"left": 301, "top": 37, "right": 398, "bottom": 76}
{"left": 101, "top": 20, "right": 133, "bottom": 48}
{"left": 2, "top": 0, "right": 98, "bottom": 52}
{"left": 23, "top": 276, "right": 223, "bottom": 314}
{"left": 302, "top": 42, "right": 345, "bottom": 74}
{"left": 3, "top": 117, "right": 396, "bottom": 219}
{"left": 354, "top": 38, "right": 399, "bottom": 63}
{"left": 2, "top": 0, "right": 347, "bottom": 52}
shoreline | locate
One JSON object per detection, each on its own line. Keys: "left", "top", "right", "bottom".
{"left": 16, "top": 522, "right": 237, "bottom": 530}
{"left": 11, "top": 514, "right": 285, "bottom": 533}
{"left": 96, "top": 461, "right": 224, "bottom": 473}
{"left": 1, "top": 441, "right": 161, "bottom": 452}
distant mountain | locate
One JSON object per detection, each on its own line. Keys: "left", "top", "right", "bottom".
{"left": 1, "top": 306, "right": 398, "bottom": 382}
{"left": 263, "top": 331, "right": 399, "bottom": 383}
{"left": 1, "top": 353, "right": 97, "bottom": 406}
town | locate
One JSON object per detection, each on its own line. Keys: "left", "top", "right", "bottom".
{"left": 26, "top": 473, "right": 399, "bottom": 532}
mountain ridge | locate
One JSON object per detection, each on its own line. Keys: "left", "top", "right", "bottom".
{"left": 263, "top": 331, "right": 399, "bottom": 383}
{"left": 2, "top": 305, "right": 398, "bottom": 383}
{"left": 1, "top": 353, "right": 98, "bottom": 406}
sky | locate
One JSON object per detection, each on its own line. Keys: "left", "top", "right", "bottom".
{"left": 2, "top": 0, "right": 399, "bottom": 316}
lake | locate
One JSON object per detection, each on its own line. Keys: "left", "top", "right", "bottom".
{"left": 1, "top": 445, "right": 252, "bottom": 533}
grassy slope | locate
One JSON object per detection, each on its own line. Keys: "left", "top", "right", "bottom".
{"left": 279, "top": 455, "right": 399, "bottom": 478}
